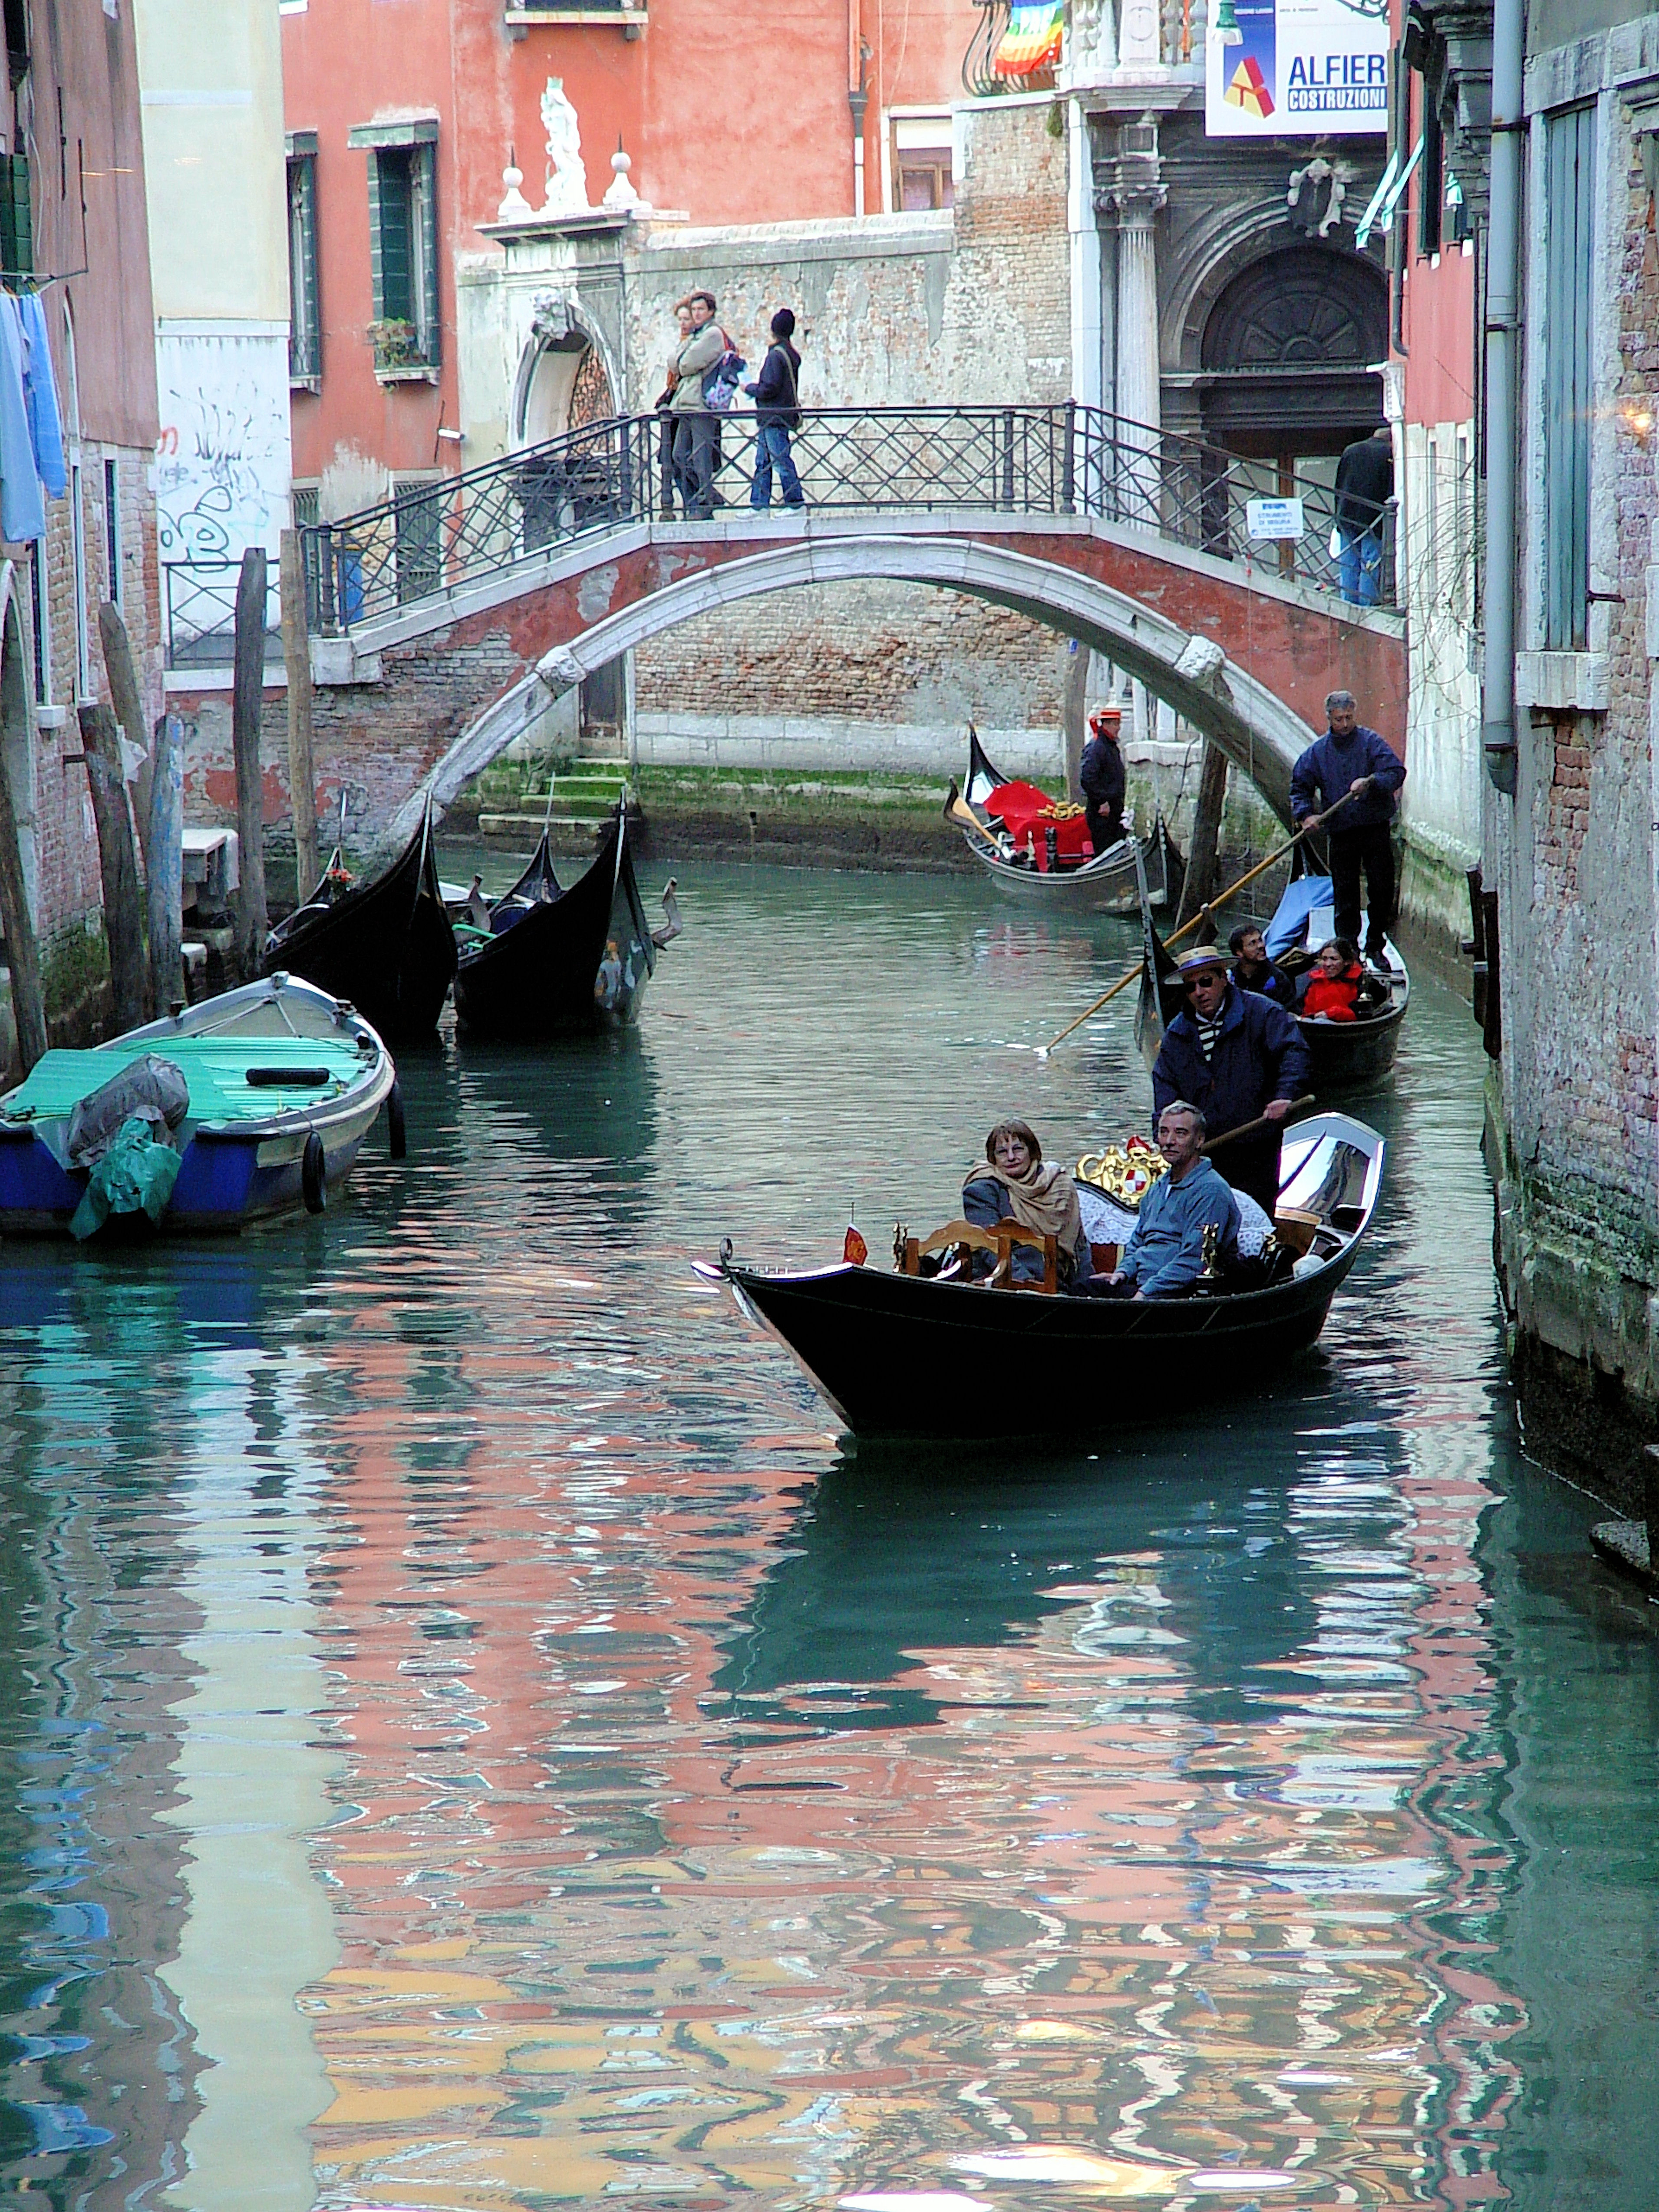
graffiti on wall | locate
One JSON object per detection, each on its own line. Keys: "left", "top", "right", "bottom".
{"left": 155, "top": 332, "right": 291, "bottom": 565}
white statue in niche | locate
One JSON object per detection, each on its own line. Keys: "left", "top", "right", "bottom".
{"left": 540, "top": 79, "right": 590, "bottom": 215}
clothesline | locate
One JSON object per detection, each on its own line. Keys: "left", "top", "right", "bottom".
{"left": 0, "top": 268, "right": 86, "bottom": 292}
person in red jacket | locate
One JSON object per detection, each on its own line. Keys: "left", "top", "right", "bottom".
{"left": 1300, "top": 939, "right": 1363, "bottom": 1022}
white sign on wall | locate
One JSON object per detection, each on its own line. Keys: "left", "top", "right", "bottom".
{"left": 1205, "top": 0, "right": 1389, "bottom": 138}
{"left": 1246, "top": 496, "right": 1306, "bottom": 539}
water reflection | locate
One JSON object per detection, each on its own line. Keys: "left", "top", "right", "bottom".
{"left": 0, "top": 863, "right": 1655, "bottom": 2208}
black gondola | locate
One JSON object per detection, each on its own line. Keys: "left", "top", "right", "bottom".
{"left": 1133, "top": 866, "right": 1409, "bottom": 1092}
{"left": 947, "top": 726, "right": 1186, "bottom": 915}
{"left": 261, "top": 799, "right": 457, "bottom": 1043}
{"left": 452, "top": 804, "right": 657, "bottom": 1040}
{"left": 700, "top": 1111, "right": 1385, "bottom": 1439}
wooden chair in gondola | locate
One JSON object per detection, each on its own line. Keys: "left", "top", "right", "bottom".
{"left": 899, "top": 1217, "right": 1059, "bottom": 1294}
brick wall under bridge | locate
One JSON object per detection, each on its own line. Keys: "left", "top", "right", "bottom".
{"left": 169, "top": 515, "right": 1406, "bottom": 860}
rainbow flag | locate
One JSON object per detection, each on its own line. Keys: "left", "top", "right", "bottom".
{"left": 994, "top": 0, "right": 1064, "bottom": 76}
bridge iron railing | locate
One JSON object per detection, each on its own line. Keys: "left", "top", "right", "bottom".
{"left": 300, "top": 405, "right": 1390, "bottom": 637}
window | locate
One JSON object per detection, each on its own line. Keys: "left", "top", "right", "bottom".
{"left": 1543, "top": 103, "right": 1594, "bottom": 652}
{"left": 287, "top": 145, "right": 320, "bottom": 382}
{"left": 891, "top": 114, "right": 953, "bottom": 211}
{"left": 0, "top": 153, "right": 30, "bottom": 276}
{"left": 30, "top": 539, "right": 48, "bottom": 705}
{"left": 348, "top": 122, "right": 439, "bottom": 373}
{"left": 103, "top": 456, "right": 120, "bottom": 607}
{"left": 1417, "top": 86, "right": 1441, "bottom": 256}
{"left": 292, "top": 482, "right": 320, "bottom": 529}
{"left": 393, "top": 475, "right": 442, "bottom": 603}
{"left": 70, "top": 458, "right": 88, "bottom": 697}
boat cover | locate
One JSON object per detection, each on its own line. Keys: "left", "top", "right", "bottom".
{"left": 66, "top": 1054, "right": 189, "bottom": 1166}
{"left": 1264, "top": 875, "right": 1335, "bottom": 959}
{"left": 3, "top": 1035, "right": 366, "bottom": 1127}
{"left": 982, "top": 779, "right": 1093, "bottom": 869}
{"left": 69, "top": 1117, "right": 183, "bottom": 1240}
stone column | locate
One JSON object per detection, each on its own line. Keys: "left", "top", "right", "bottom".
{"left": 1102, "top": 117, "right": 1166, "bottom": 522}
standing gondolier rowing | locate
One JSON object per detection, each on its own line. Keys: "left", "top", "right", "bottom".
{"left": 1079, "top": 700, "right": 1127, "bottom": 855}
{"left": 1289, "top": 691, "right": 1405, "bottom": 969}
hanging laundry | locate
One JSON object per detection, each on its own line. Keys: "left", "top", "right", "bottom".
{"left": 17, "top": 292, "right": 66, "bottom": 499}
{"left": 0, "top": 292, "right": 45, "bottom": 541}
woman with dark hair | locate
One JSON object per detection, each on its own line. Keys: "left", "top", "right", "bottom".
{"left": 1299, "top": 938, "right": 1363, "bottom": 1022}
{"left": 962, "top": 1119, "right": 1089, "bottom": 1286}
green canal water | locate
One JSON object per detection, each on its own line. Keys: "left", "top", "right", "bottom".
{"left": 0, "top": 859, "right": 1655, "bottom": 2212}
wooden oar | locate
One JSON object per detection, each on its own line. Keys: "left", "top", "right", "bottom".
{"left": 1202, "top": 1094, "right": 1316, "bottom": 1152}
{"left": 943, "top": 781, "right": 1004, "bottom": 854}
{"left": 1036, "top": 791, "right": 1361, "bottom": 1057}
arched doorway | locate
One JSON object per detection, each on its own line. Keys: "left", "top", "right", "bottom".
{"left": 521, "top": 332, "right": 614, "bottom": 444}
{"left": 1198, "top": 244, "right": 1387, "bottom": 467}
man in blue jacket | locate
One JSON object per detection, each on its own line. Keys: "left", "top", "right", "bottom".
{"left": 1288, "top": 690, "right": 1405, "bottom": 964}
{"left": 1151, "top": 946, "right": 1312, "bottom": 1214}
{"left": 1085, "top": 1100, "right": 1240, "bottom": 1298}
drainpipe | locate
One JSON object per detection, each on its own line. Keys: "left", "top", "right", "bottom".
{"left": 849, "top": 39, "right": 872, "bottom": 218}
{"left": 1482, "top": 0, "right": 1523, "bottom": 795}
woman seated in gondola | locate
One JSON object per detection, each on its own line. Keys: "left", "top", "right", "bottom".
{"left": 962, "top": 1119, "right": 1090, "bottom": 1288}
{"left": 1298, "top": 938, "right": 1363, "bottom": 1022}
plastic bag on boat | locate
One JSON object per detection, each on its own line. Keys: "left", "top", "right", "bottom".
{"left": 69, "top": 1116, "right": 184, "bottom": 1240}
{"left": 66, "top": 1054, "right": 189, "bottom": 1167}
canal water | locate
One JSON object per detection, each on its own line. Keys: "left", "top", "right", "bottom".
{"left": 0, "top": 859, "right": 1655, "bottom": 2212}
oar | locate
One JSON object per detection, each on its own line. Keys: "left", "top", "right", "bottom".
{"left": 943, "top": 780, "right": 1004, "bottom": 855}
{"left": 1036, "top": 791, "right": 1361, "bottom": 1058}
{"left": 1202, "top": 1094, "right": 1316, "bottom": 1152}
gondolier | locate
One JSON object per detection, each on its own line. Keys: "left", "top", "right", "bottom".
{"left": 1149, "top": 945, "right": 1313, "bottom": 1214}
{"left": 1288, "top": 691, "right": 1405, "bottom": 967}
{"left": 1079, "top": 702, "right": 1127, "bottom": 855}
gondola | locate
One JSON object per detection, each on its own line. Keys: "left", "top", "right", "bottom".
{"left": 944, "top": 725, "right": 1185, "bottom": 915}
{"left": 699, "top": 1111, "right": 1385, "bottom": 1439}
{"left": 452, "top": 804, "right": 659, "bottom": 1040}
{"left": 1133, "top": 865, "right": 1409, "bottom": 1091}
{"left": 261, "top": 799, "right": 457, "bottom": 1044}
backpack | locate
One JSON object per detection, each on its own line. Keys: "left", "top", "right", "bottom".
{"left": 701, "top": 347, "right": 747, "bottom": 413}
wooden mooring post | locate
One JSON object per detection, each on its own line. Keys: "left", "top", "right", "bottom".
{"left": 232, "top": 547, "right": 269, "bottom": 976}
{"left": 79, "top": 702, "right": 147, "bottom": 1030}
{"left": 279, "top": 529, "right": 319, "bottom": 898}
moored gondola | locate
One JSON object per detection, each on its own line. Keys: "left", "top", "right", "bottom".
{"left": 261, "top": 799, "right": 457, "bottom": 1044}
{"left": 700, "top": 1112, "right": 1385, "bottom": 1439}
{"left": 946, "top": 725, "right": 1184, "bottom": 914}
{"left": 1133, "top": 867, "right": 1409, "bottom": 1091}
{"left": 452, "top": 804, "right": 661, "bottom": 1040}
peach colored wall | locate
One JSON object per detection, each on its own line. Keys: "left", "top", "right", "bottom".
{"left": 284, "top": 0, "right": 980, "bottom": 486}
{"left": 1400, "top": 246, "right": 1476, "bottom": 429}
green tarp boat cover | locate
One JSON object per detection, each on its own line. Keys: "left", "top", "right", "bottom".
{"left": 2, "top": 1036, "right": 365, "bottom": 1128}
{"left": 69, "top": 1116, "right": 184, "bottom": 1240}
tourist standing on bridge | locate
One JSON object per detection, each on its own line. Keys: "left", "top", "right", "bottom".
{"left": 1079, "top": 700, "right": 1127, "bottom": 853}
{"left": 656, "top": 301, "right": 693, "bottom": 512}
{"left": 669, "top": 291, "right": 727, "bottom": 521}
{"left": 1333, "top": 425, "right": 1393, "bottom": 606}
{"left": 745, "top": 310, "right": 805, "bottom": 511}
{"left": 1289, "top": 689, "right": 1405, "bottom": 967}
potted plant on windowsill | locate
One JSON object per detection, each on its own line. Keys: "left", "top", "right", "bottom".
{"left": 368, "top": 319, "right": 434, "bottom": 382}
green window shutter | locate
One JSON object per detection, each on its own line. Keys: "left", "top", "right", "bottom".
{"left": 415, "top": 142, "right": 439, "bottom": 366}
{"left": 287, "top": 155, "right": 320, "bottom": 378}
{"left": 366, "top": 149, "right": 384, "bottom": 321}
{"left": 0, "top": 152, "right": 31, "bottom": 276}
{"left": 1543, "top": 104, "right": 1594, "bottom": 653}
{"left": 375, "top": 149, "right": 414, "bottom": 327}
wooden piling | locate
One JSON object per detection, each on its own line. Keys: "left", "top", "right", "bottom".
{"left": 231, "top": 546, "right": 269, "bottom": 975}
{"left": 0, "top": 736, "right": 46, "bottom": 1073}
{"left": 1175, "top": 736, "right": 1229, "bottom": 930}
{"left": 279, "top": 528, "right": 319, "bottom": 898}
{"left": 1062, "top": 640, "right": 1089, "bottom": 800}
{"left": 79, "top": 702, "right": 147, "bottom": 1030}
{"left": 97, "top": 601, "right": 153, "bottom": 872}
{"left": 147, "top": 711, "right": 184, "bottom": 1011}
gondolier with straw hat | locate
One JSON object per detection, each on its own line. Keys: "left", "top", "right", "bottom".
{"left": 1150, "top": 943, "right": 1313, "bottom": 1215}
{"left": 1079, "top": 700, "right": 1127, "bottom": 856}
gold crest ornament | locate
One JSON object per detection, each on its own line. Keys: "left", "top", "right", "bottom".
{"left": 1074, "top": 1134, "right": 1169, "bottom": 1212}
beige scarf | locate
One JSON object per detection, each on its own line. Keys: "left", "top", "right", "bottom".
{"left": 962, "top": 1156, "right": 1085, "bottom": 1255}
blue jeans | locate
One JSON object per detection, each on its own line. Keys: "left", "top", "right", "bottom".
{"left": 751, "top": 423, "right": 803, "bottom": 509}
{"left": 1338, "top": 525, "right": 1381, "bottom": 606}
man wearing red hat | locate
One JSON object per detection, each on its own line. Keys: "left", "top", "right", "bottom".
{"left": 1079, "top": 700, "right": 1127, "bottom": 855}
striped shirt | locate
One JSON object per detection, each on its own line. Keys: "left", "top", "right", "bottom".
{"left": 1193, "top": 1009, "right": 1226, "bottom": 1061}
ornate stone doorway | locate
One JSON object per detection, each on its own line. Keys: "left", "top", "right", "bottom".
{"left": 1197, "top": 243, "right": 1387, "bottom": 464}
{"left": 521, "top": 331, "right": 615, "bottom": 444}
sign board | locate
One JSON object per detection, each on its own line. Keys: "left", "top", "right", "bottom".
{"left": 1205, "top": 0, "right": 1388, "bottom": 138}
{"left": 1246, "top": 496, "right": 1306, "bottom": 541}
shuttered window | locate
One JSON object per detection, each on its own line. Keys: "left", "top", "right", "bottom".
{"left": 287, "top": 152, "right": 320, "bottom": 380}
{"left": 367, "top": 142, "right": 439, "bottom": 368}
{"left": 1543, "top": 103, "right": 1594, "bottom": 652}
{"left": 393, "top": 478, "right": 442, "bottom": 603}
{"left": 0, "top": 152, "right": 30, "bottom": 276}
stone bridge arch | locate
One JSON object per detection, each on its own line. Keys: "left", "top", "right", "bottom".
{"left": 383, "top": 532, "right": 1375, "bottom": 855}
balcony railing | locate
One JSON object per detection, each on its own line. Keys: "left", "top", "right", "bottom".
{"left": 299, "top": 404, "right": 1392, "bottom": 637}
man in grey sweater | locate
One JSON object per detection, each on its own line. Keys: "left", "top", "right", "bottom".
{"left": 669, "top": 290, "right": 726, "bottom": 520}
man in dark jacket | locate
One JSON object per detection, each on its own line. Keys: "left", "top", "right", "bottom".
{"left": 1151, "top": 946, "right": 1313, "bottom": 1214}
{"left": 1079, "top": 701, "right": 1127, "bottom": 853}
{"left": 744, "top": 308, "right": 804, "bottom": 511}
{"left": 1289, "top": 690, "right": 1406, "bottom": 964}
{"left": 1333, "top": 425, "right": 1393, "bottom": 605}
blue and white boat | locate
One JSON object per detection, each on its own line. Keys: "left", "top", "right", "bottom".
{"left": 0, "top": 973, "right": 400, "bottom": 1238}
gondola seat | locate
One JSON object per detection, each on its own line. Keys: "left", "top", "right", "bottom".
{"left": 900, "top": 1218, "right": 1059, "bottom": 1294}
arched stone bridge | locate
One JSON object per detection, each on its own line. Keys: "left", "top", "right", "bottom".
{"left": 291, "top": 408, "right": 1405, "bottom": 853}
